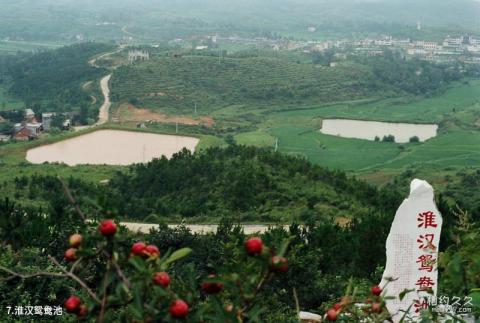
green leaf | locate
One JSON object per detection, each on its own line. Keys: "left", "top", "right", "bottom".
{"left": 277, "top": 237, "right": 293, "bottom": 257}
{"left": 115, "top": 283, "right": 130, "bottom": 302}
{"left": 469, "top": 292, "right": 480, "bottom": 308}
{"left": 399, "top": 288, "right": 415, "bottom": 301}
{"left": 127, "top": 304, "right": 143, "bottom": 320}
{"left": 246, "top": 304, "right": 265, "bottom": 322}
{"left": 129, "top": 257, "right": 146, "bottom": 272}
{"left": 163, "top": 248, "right": 192, "bottom": 266}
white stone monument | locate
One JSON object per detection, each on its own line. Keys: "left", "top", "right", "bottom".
{"left": 380, "top": 179, "right": 442, "bottom": 322}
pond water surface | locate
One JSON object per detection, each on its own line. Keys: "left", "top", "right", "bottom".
{"left": 320, "top": 119, "right": 438, "bottom": 143}
{"left": 26, "top": 129, "right": 199, "bottom": 166}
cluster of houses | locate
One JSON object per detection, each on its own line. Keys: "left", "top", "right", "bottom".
{"left": 349, "top": 35, "right": 480, "bottom": 63}
{"left": 178, "top": 32, "right": 480, "bottom": 65}
{"left": 0, "top": 108, "right": 71, "bottom": 142}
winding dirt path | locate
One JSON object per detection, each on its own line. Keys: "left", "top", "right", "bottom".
{"left": 95, "top": 74, "right": 112, "bottom": 125}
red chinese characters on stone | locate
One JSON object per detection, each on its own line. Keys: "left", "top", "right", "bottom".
{"left": 413, "top": 299, "right": 429, "bottom": 313}
{"left": 416, "top": 255, "right": 436, "bottom": 272}
{"left": 416, "top": 234, "right": 437, "bottom": 251}
{"left": 417, "top": 211, "right": 438, "bottom": 228}
{"left": 415, "top": 276, "right": 435, "bottom": 291}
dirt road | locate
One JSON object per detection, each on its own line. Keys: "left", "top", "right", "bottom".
{"left": 120, "top": 222, "right": 290, "bottom": 234}
{"left": 95, "top": 74, "right": 112, "bottom": 125}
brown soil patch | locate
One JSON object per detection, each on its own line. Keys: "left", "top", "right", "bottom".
{"left": 115, "top": 103, "right": 214, "bottom": 127}
{"left": 334, "top": 217, "right": 352, "bottom": 228}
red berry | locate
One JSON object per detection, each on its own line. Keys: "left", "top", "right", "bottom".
{"left": 326, "top": 308, "right": 338, "bottom": 321}
{"left": 64, "top": 248, "right": 77, "bottom": 262}
{"left": 99, "top": 220, "right": 117, "bottom": 236}
{"left": 131, "top": 242, "right": 147, "bottom": 256}
{"left": 69, "top": 234, "right": 83, "bottom": 248}
{"left": 170, "top": 299, "right": 189, "bottom": 318}
{"left": 245, "top": 237, "right": 263, "bottom": 255}
{"left": 201, "top": 275, "right": 224, "bottom": 294}
{"left": 77, "top": 304, "right": 89, "bottom": 319}
{"left": 144, "top": 244, "right": 160, "bottom": 258}
{"left": 333, "top": 303, "right": 342, "bottom": 311}
{"left": 270, "top": 256, "right": 289, "bottom": 273}
{"left": 64, "top": 296, "right": 81, "bottom": 313}
{"left": 371, "top": 285, "right": 382, "bottom": 296}
{"left": 153, "top": 272, "right": 170, "bottom": 288}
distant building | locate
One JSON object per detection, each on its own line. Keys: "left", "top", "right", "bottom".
{"left": 375, "top": 36, "right": 393, "bottom": 46}
{"left": 25, "top": 108, "right": 35, "bottom": 122}
{"left": 462, "top": 35, "right": 472, "bottom": 46}
{"left": 42, "top": 112, "right": 55, "bottom": 131}
{"left": 62, "top": 119, "right": 71, "bottom": 130}
{"left": 443, "top": 36, "right": 463, "bottom": 48}
{"left": 195, "top": 45, "right": 208, "bottom": 50}
{"left": 415, "top": 41, "right": 439, "bottom": 51}
{"left": 128, "top": 50, "right": 150, "bottom": 63}
{"left": 307, "top": 26, "right": 316, "bottom": 33}
{"left": 14, "top": 122, "right": 42, "bottom": 135}
{"left": 14, "top": 127, "right": 36, "bottom": 141}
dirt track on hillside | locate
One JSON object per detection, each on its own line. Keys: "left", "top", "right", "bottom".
{"left": 95, "top": 75, "right": 112, "bottom": 125}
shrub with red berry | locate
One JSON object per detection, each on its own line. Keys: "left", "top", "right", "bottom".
{"left": 41, "top": 217, "right": 296, "bottom": 322}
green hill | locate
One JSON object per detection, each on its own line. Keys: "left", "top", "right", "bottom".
{"left": 100, "top": 146, "right": 402, "bottom": 222}
{"left": 110, "top": 55, "right": 375, "bottom": 114}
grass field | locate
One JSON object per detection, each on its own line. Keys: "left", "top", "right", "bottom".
{"left": 244, "top": 80, "right": 480, "bottom": 184}
{"left": 0, "top": 40, "right": 66, "bottom": 54}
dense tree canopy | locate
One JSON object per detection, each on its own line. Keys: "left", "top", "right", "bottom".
{"left": 0, "top": 43, "right": 113, "bottom": 115}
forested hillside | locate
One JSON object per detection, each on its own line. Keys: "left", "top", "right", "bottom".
{"left": 105, "top": 146, "right": 403, "bottom": 221}
{"left": 8, "top": 146, "right": 402, "bottom": 223}
{"left": 1, "top": 42, "right": 113, "bottom": 113}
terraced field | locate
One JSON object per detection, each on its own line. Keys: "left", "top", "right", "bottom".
{"left": 110, "top": 55, "right": 375, "bottom": 114}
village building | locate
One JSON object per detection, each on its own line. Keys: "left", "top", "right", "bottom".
{"left": 128, "top": 50, "right": 150, "bottom": 63}
{"left": 42, "top": 112, "right": 55, "bottom": 131}
{"left": 62, "top": 119, "right": 71, "bottom": 130}
{"left": 14, "top": 122, "right": 42, "bottom": 140}
{"left": 13, "top": 127, "right": 36, "bottom": 141}
{"left": 25, "top": 108, "right": 36, "bottom": 122}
